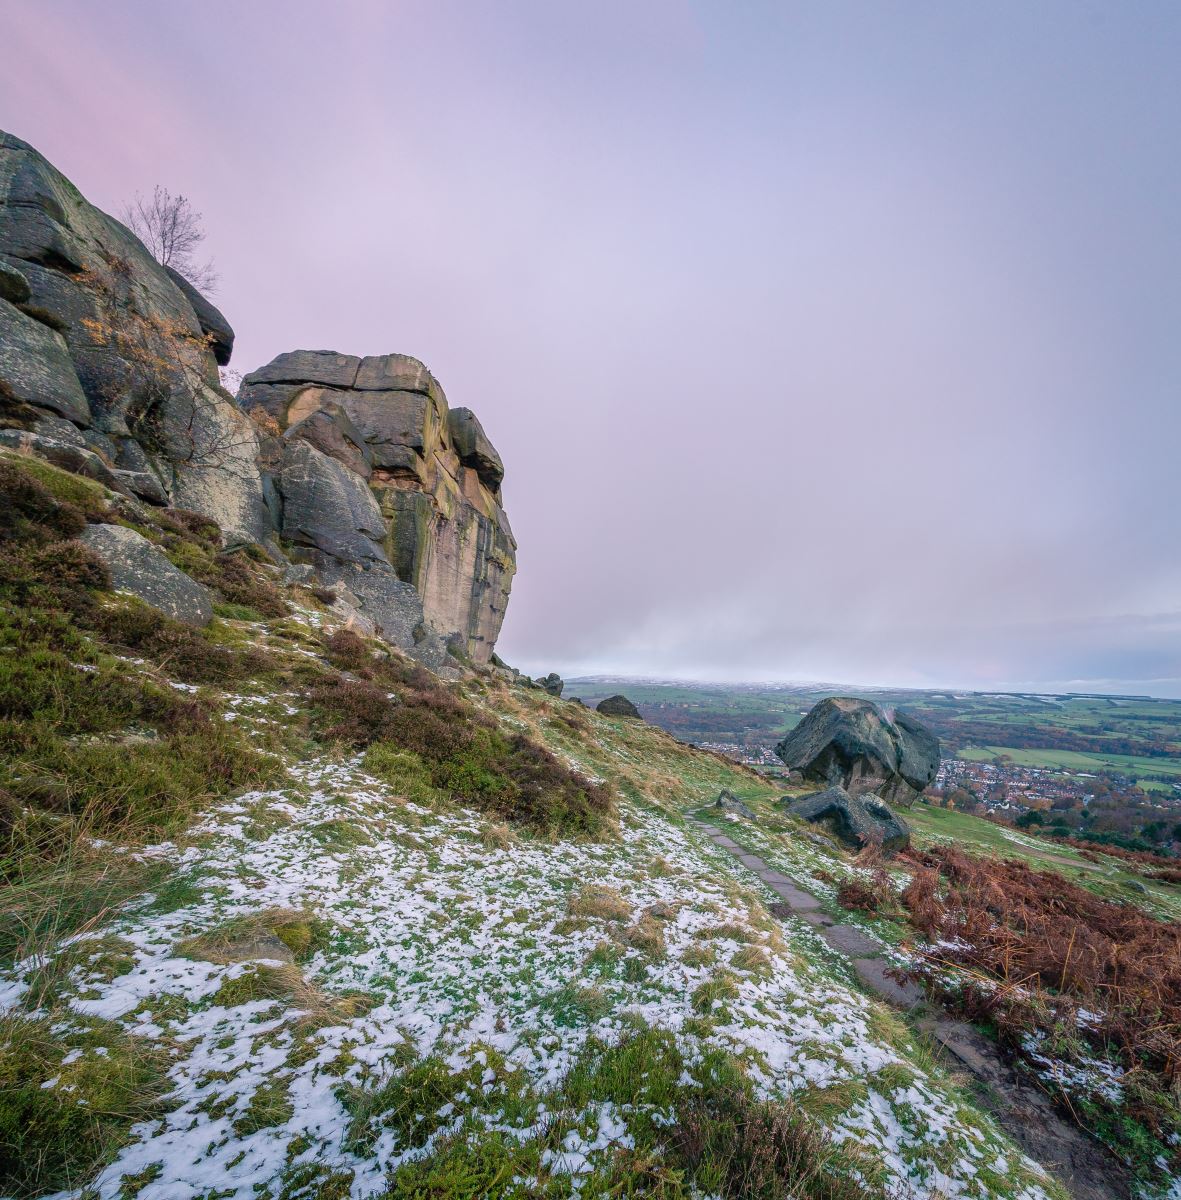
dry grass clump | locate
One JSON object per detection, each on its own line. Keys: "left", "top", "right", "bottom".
{"left": 673, "top": 1082, "right": 882, "bottom": 1200}
{"left": 175, "top": 907, "right": 327, "bottom": 965}
{"left": 622, "top": 913, "right": 667, "bottom": 957}
{"left": 899, "top": 843, "right": 1181, "bottom": 1182}
{"left": 567, "top": 884, "right": 631, "bottom": 923}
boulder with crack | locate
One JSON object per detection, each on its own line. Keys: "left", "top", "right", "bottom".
{"left": 775, "top": 697, "right": 939, "bottom": 806}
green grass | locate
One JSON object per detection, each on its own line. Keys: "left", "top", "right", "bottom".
{"left": 908, "top": 802, "right": 1181, "bottom": 920}
{"left": 957, "top": 744, "right": 1181, "bottom": 778}
{"left": 352, "top": 1030, "right": 894, "bottom": 1200}
{"left": 0, "top": 1012, "right": 171, "bottom": 1197}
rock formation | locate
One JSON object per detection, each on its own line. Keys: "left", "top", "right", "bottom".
{"left": 239, "top": 351, "right": 515, "bottom": 664}
{"left": 535, "top": 673, "right": 564, "bottom": 697}
{"left": 775, "top": 697, "right": 939, "bottom": 806}
{"left": 0, "top": 131, "right": 268, "bottom": 541}
{"left": 715, "top": 789, "right": 756, "bottom": 820}
{"left": 597, "top": 694, "right": 642, "bottom": 719}
{"left": 782, "top": 785, "right": 910, "bottom": 852}
{"left": 0, "top": 130, "right": 516, "bottom": 668}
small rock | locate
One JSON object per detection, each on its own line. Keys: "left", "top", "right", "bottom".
{"left": 782, "top": 785, "right": 910, "bottom": 852}
{"left": 715, "top": 789, "right": 756, "bottom": 820}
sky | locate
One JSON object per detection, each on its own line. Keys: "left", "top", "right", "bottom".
{"left": 2, "top": 1, "right": 1180, "bottom": 696}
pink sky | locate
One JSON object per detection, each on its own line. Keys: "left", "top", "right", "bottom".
{"left": 3, "top": 0, "right": 1180, "bottom": 694}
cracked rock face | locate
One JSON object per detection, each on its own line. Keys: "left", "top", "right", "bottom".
{"left": 240, "top": 350, "right": 516, "bottom": 664}
{"left": 0, "top": 129, "right": 268, "bottom": 545}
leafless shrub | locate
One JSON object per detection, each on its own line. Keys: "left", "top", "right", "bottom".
{"left": 123, "top": 185, "right": 218, "bottom": 293}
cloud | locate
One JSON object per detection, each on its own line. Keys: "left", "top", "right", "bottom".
{"left": 2, "top": 1, "right": 1179, "bottom": 695}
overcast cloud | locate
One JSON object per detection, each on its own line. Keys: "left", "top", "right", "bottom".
{"left": 3, "top": 0, "right": 1179, "bottom": 694}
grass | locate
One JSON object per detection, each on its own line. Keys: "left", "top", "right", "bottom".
{"left": 0, "top": 1011, "right": 171, "bottom": 1197}
{"left": 957, "top": 743, "right": 1181, "bottom": 778}
{"left": 896, "top": 841, "right": 1181, "bottom": 1189}
{"left": 176, "top": 908, "right": 331, "bottom": 965}
{"left": 0, "top": 449, "right": 1092, "bottom": 1200}
{"left": 908, "top": 802, "right": 1181, "bottom": 920}
{"left": 352, "top": 1030, "right": 892, "bottom": 1200}
{"left": 317, "top": 630, "right": 615, "bottom": 837}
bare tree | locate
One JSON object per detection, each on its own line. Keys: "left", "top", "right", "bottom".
{"left": 123, "top": 185, "right": 219, "bottom": 294}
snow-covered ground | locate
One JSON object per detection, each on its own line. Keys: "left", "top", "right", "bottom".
{"left": 4, "top": 709, "right": 1058, "bottom": 1200}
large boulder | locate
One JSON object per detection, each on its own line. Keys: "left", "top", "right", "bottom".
{"left": 0, "top": 130, "right": 270, "bottom": 544}
{"left": 783, "top": 785, "right": 910, "bottom": 852}
{"left": 80, "top": 523, "right": 214, "bottom": 626}
{"left": 242, "top": 349, "right": 516, "bottom": 663}
{"left": 278, "top": 438, "right": 387, "bottom": 564}
{"left": 775, "top": 698, "right": 939, "bottom": 806}
{"left": 597, "top": 694, "right": 641, "bottom": 719}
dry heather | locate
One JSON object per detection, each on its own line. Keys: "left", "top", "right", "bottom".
{"left": 898, "top": 843, "right": 1181, "bottom": 1183}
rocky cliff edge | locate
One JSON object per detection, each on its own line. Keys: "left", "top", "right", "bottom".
{"left": 0, "top": 130, "right": 514, "bottom": 667}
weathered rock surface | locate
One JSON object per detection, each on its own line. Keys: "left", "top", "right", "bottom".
{"left": 0, "top": 297, "right": 90, "bottom": 423}
{"left": 164, "top": 265, "right": 234, "bottom": 366}
{"left": 0, "top": 131, "right": 519, "bottom": 672}
{"left": 597, "top": 694, "right": 641, "bottom": 719}
{"left": 241, "top": 349, "right": 515, "bottom": 663}
{"left": 80, "top": 523, "right": 214, "bottom": 626}
{"left": 715, "top": 789, "right": 756, "bottom": 820}
{"left": 278, "top": 438, "right": 387, "bottom": 564}
{"left": 535, "top": 673, "right": 564, "bottom": 697}
{"left": 0, "top": 260, "right": 30, "bottom": 304}
{"left": 783, "top": 785, "right": 910, "bottom": 851}
{"left": 0, "top": 129, "right": 269, "bottom": 543}
{"left": 775, "top": 697, "right": 939, "bottom": 806}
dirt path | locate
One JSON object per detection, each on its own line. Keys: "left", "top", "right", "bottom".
{"left": 687, "top": 816, "right": 1132, "bottom": 1200}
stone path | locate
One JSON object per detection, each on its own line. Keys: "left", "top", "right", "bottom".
{"left": 688, "top": 814, "right": 1131, "bottom": 1200}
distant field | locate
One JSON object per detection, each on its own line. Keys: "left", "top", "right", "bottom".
{"left": 957, "top": 744, "right": 1181, "bottom": 779}
{"left": 565, "top": 677, "right": 1181, "bottom": 803}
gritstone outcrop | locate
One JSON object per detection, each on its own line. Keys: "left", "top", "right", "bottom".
{"left": 0, "top": 130, "right": 515, "bottom": 668}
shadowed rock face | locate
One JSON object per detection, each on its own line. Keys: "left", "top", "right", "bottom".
{"left": 782, "top": 785, "right": 911, "bottom": 852}
{"left": 240, "top": 350, "right": 516, "bottom": 664}
{"left": 0, "top": 131, "right": 269, "bottom": 545}
{"left": 597, "top": 694, "right": 642, "bottom": 719}
{"left": 776, "top": 697, "right": 939, "bottom": 805}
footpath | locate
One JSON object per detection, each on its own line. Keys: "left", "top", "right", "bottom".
{"left": 686, "top": 814, "right": 1130, "bottom": 1200}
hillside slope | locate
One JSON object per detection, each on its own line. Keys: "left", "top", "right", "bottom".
{"left": 0, "top": 454, "right": 1074, "bottom": 1200}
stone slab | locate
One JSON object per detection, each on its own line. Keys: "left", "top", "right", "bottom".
{"left": 823, "top": 924, "right": 883, "bottom": 958}
{"left": 798, "top": 910, "right": 836, "bottom": 928}
{"left": 852, "top": 958, "right": 925, "bottom": 1008}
